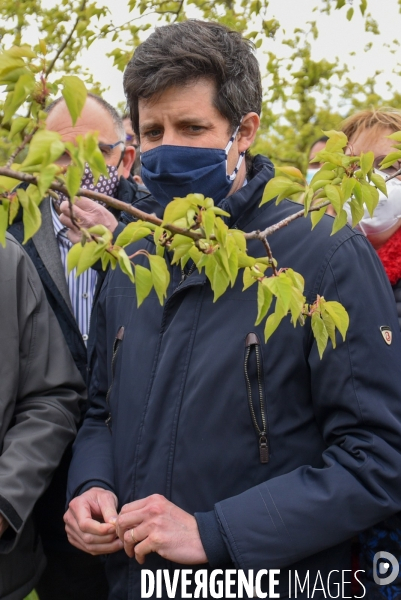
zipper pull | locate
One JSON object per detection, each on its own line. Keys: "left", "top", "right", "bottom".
{"left": 259, "top": 435, "right": 269, "bottom": 463}
{"left": 105, "top": 414, "right": 112, "bottom": 434}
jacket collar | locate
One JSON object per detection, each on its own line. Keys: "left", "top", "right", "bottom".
{"left": 219, "top": 154, "right": 275, "bottom": 229}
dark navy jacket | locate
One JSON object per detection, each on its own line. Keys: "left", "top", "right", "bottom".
{"left": 68, "top": 155, "right": 401, "bottom": 599}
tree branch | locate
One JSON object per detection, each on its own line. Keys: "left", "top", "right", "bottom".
{"left": 45, "top": 0, "right": 87, "bottom": 77}
{"left": 6, "top": 128, "right": 38, "bottom": 168}
{"left": 243, "top": 201, "right": 330, "bottom": 240}
{"left": 261, "top": 237, "right": 278, "bottom": 276}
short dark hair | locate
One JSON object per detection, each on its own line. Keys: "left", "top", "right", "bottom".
{"left": 123, "top": 20, "right": 262, "bottom": 137}
{"left": 46, "top": 93, "right": 125, "bottom": 139}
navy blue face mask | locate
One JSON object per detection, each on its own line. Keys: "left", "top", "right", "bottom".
{"left": 140, "top": 126, "right": 245, "bottom": 207}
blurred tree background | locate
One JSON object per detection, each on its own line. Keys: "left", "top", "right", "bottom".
{"left": 2, "top": 0, "right": 401, "bottom": 171}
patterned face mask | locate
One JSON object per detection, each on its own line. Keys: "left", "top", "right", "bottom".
{"left": 55, "top": 164, "right": 120, "bottom": 208}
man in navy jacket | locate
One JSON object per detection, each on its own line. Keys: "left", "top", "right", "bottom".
{"left": 65, "top": 21, "right": 401, "bottom": 599}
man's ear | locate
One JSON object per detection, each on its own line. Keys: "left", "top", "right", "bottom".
{"left": 237, "top": 112, "right": 260, "bottom": 153}
{"left": 120, "top": 146, "right": 136, "bottom": 179}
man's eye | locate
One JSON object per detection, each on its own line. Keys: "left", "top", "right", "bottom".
{"left": 145, "top": 129, "right": 162, "bottom": 139}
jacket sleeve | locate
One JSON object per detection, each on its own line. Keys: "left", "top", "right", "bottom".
{"left": 213, "top": 233, "right": 401, "bottom": 569}
{"left": 0, "top": 235, "right": 85, "bottom": 553}
{"left": 67, "top": 275, "right": 116, "bottom": 503}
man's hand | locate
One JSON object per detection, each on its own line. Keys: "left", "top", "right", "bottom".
{"left": 115, "top": 494, "right": 208, "bottom": 565}
{"left": 0, "top": 514, "right": 9, "bottom": 538}
{"left": 59, "top": 197, "right": 118, "bottom": 244}
{"left": 64, "top": 487, "right": 123, "bottom": 555}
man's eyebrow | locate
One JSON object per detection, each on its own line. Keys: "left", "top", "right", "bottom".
{"left": 139, "top": 118, "right": 213, "bottom": 132}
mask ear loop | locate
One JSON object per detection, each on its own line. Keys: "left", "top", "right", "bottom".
{"left": 225, "top": 120, "right": 245, "bottom": 181}
{"left": 116, "top": 147, "right": 126, "bottom": 170}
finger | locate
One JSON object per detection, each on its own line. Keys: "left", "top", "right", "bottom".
{"left": 120, "top": 497, "right": 152, "bottom": 515}
{"left": 66, "top": 503, "right": 115, "bottom": 536}
{"left": 115, "top": 510, "right": 144, "bottom": 541}
{"left": 65, "top": 523, "right": 118, "bottom": 546}
{"left": 73, "top": 197, "right": 98, "bottom": 209}
{"left": 134, "top": 536, "right": 155, "bottom": 564}
{"left": 98, "top": 493, "right": 119, "bottom": 525}
{"left": 67, "top": 530, "right": 123, "bottom": 555}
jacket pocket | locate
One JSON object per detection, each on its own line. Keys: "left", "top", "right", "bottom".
{"left": 105, "top": 325, "right": 124, "bottom": 432}
{"left": 244, "top": 332, "right": 269, "bottom": 463}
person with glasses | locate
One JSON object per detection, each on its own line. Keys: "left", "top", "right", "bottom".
{"left": 122, "top": 113, "right": 147, "bottom": 188}
{"left": 341, "top": 107, "right": 401, "bottom": 598}
{"left": 7, "top": 93, "right": 153, "bottom": 600}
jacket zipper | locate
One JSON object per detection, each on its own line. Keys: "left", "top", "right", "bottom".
{"left": 105, "top": 326, "right": 124, "bottom": 432}
{"left": 244, "top": 332, "right": 269, "bottom": 463}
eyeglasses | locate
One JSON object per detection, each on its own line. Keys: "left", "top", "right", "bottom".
{"left": 125, "top": 133, "right": 139, "bottom": 148}
{"left": 98, "top": 141, "right": 124, "bottom": 152}
{"left": 56, "top": 141, "right": 125, "bottom": 166}
{"left": 374, "top": 155, "right": 401, "bottom": 177}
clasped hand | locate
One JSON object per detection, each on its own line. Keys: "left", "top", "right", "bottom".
{"left": 64, "top": 488, "right": 207, "bottom": 565}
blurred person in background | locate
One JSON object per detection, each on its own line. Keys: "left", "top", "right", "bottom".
{"left": 341, "top": 107, "right": 401, "bottom": 599}
{"left": 0, "top": 233, "right": 84, "bottom": 600}
{"left": 123, "top": 113, "right": 147, "bottom": 188}
{"left": 305, "top": 135, "right": 329, "bottom": 184}
{"left": 7, "top": 93, "right": 142, "bottom": 600}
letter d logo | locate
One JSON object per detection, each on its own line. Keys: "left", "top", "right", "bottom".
{"left": 373, "top": 551, "right": 399, "bottom": 586}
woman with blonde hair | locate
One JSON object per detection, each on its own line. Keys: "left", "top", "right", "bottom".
{"left": 341, "top": 107, "right": 401, "bottom": 598}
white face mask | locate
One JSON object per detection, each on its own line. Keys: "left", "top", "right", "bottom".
{"left": 345, "top": 170, "right": 401, "bottom": 235}
{"left": 306, "top": 168, "right": 319, "bottom": 184}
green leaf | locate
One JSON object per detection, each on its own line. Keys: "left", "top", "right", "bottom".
{"left": 311, "top": 205, "right": 327, "bottom": 229}
{"left": 275, "top": 166, "right": 305, "bottom": 180}
{"left": 115, "top": 222, "right": 153, "bottom": 247}
{"left": 67, "top": 242, "right": 83, "bottom": 274}
{"left": 380, "top": 151, "right": 401, "bottom": 170}
{"left": 85, "top": 133, "right": 108, "bottom": 181}
{"left": 361, "top": 182, "right": 379, "bottom": 217}
{"left": 211, "top": 206, "right": 230, "bottom": 217}
{"left": 303, "top": 188, "right": 314, "bottom": 215}
{"left": 172, "top": 242, "right": 193, "bottom": 264}
{"left": 228, "top": 248, "right": 239, "bottom": 287}
{"left": 21, "top": 130, "right": 64, "bottom": 170}
{"left": 9, "top": 116, "right": 30, "bottom": 139}
{"left": 360, "top": 0, "right": 367, "bottom": 15}
{"left": 148, "top": 253, "right": 170, "bottom": 305}
{"left": 117, "top": 248, "right": 135, "bottom": 284}
{"left": 214, "top": 217, "right": 228, "bottom": 247}
{"left": 387, "top": 131, "right": 401, "bottom": 142}
{"left": 264, "top": 273, "right": 292, "bottom": 312}
{"left": 311, "top": 312, "right": 329, "bottom": 359}
{"left": 212, "top": 263, "right": 230, "bottom": 302}
{"left": 76, "top": 241, "right": 104, "bottom": 276}
{"left": 0, "top": 200, "right": 10, "bottom": 247}
{"left": 349, "top": 199, "right": 365, "bottom": 228}
{"left": 229, "top": 229, "right": 246, "bottom": 253}
{"left": 323, "top": 301, "right": 349, "bottom": 341}
{"left": 341, "top": 176, "right": 356, "bottom": 201}
{"left": 322, "top": 130, "right": 348, "bottom": 152}
{"left": 162, "top": 199, "right": 192, "bottom": 225}
{"left": 370, "top": 173, "right": 387, "bottom": 196}
{"left": 17, "top": 188, "right": 42, "bottom": 243}
{"left": 203, "top": 208, "right": 215, "bottom": 239}
{"left": 260, "top": 177, "right": 301, "bottom": 205}
{"left": 360, "top": 151, "right": 374, "bottom": 176}
{"left": 255, "top": 281, "right": 273, "bottom": 325}
{"left": 321, "top": 308, "right": 337, "bottom": 349}
{"left": 3, "top": 73, "right": 35, "bottom": 123}
{"left": 61, "top": 76, "right": 88, "bottom": 126}
{"left": 8, "top": 194, "right": 19, "bottom": 225}
{"left": 65, "top": 165, "right": 84, "bottom": 201}
{"left": 134, "top": 264, "right": 153, "bottom": 306}
{"left": 243, "top": 267, "right": 257, "bottom": 290}
{"left": 346, "top": 6, "right": 354, "bottom": 20}
{"left": 331, "top": 209, "right": 348, "bottom": 235}
{"left": 37, "top": 165, "right": 58, "bottom": 198}
{"left": 264, "top": 307, "right": 285, "bottom": 342}
{"left": 325, "top": 184, "right": 343, "bottom": 213}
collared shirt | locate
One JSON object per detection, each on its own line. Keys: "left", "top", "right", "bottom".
{"left": 50, "top": 200, "right": 98, "bottom": 344}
